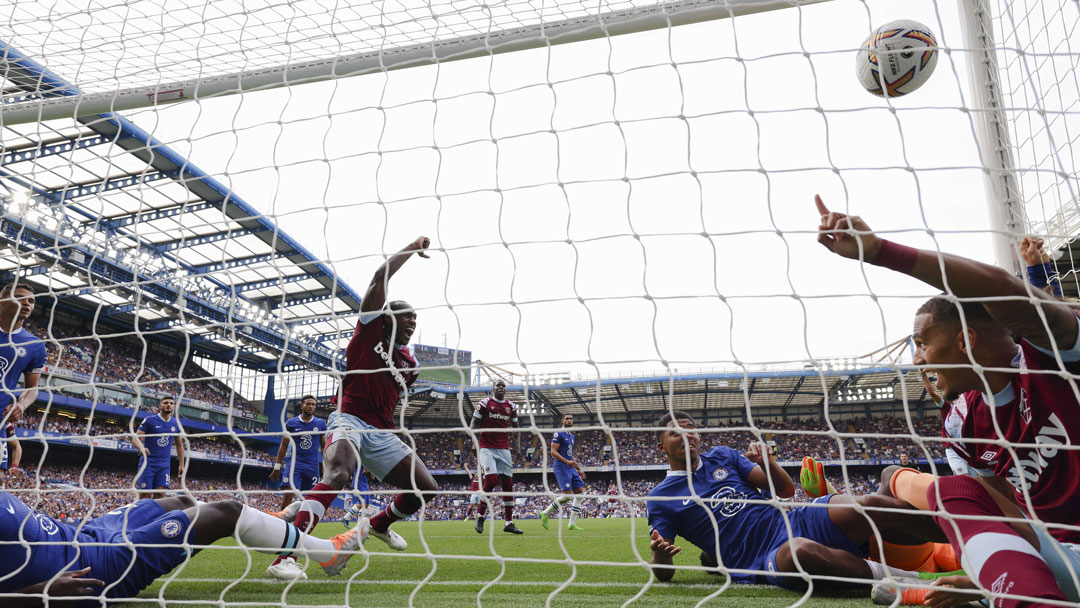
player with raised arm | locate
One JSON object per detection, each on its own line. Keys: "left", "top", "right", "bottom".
{"left": 129, "top": 397, "right": 185, "bottom": 500}
{"left": 0, "top": 284, "right": 44, "bottom": 477}
{"left": 463, "top": 461, "right": 482, "bottom": 521}
{"left": 540, "top": 413, "right": 585, "bottom": 530}
{"left": 269, "top": 395, "right": 327, "bottom": 512}
{"left": 0, "top": 489, "right": 367, "bottom": 606}
{"left": 647, "top": 411, "right": 947, "bottom": 589}
{"left": 265, "top": 236, "right": 438, "bottom": 580}
{"left": 470, "top": 379, "right": 523, "bottom": 535}
{"left": 815, "top": 195, "right": 1080, "bottom": 606}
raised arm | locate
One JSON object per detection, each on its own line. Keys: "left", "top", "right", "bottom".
{"left": 815, "top": 195, "right": 1077, "bottom": 350}
{"left": 360, "top": 236, "right": 430, "bottom": 314}
{"left": 745, "top": 442, "right": 795, "bottom": 499}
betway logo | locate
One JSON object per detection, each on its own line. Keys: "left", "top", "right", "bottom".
{"left": 488, "top": 412, "right": 511, "bottom": 422}
{"left": 373, "top": 342, "right": 408, "bottom": 390}
{"left": 1006, "top": 413, "right": 1071, "bottom": 490}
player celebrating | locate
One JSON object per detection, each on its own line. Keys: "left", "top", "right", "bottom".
{"left": 463, "top": 461, "right": 482, "bottom": 520}
{"left": 268, "top": 236, "right": 439, "bottom": 580}
{"left": 647, "top": 411, "right": 947, "bottom": 589}
{"left": 0, "top": 283, "right": 44, "bottom": 475}
{"left": 130, "top": 397, "right": 185, "bottom": 500}
{"left": 815, "top": 195, "right": 1080, "bottom": 605}
{"left": 269, "top": 395, "right": 327, "bottom": 512}
{"left": 540, "top": 413, "right": 585, "bottom": 530}
{"left": 1, "top": 489, "right": 367, "bottom": 604}
{"left": 470, "top": 378, "right": 523, "bottom": 535}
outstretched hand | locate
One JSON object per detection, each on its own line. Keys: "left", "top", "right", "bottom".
{"left": 923, "top": 575, "right": 980, "bottom": 608}
{"left": 413, "top": 236, "right": 431, "bottom": 259}
{"left": 48, "top": 567, "right": 105, "bottom": 603}
{"left": 799, "top": 456, "right": 838, "bottom": 499}
{"left": 815, "top": 195, "right": 882, "bottom": 261}
{"left": 1019, "top": 236, "right": 1050, "bottom": 267}
{"left": 649, "top": 530, "right": 682, "bottom": 561}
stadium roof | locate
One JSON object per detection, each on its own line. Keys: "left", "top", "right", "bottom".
{"left": 0, "top": 41, "right": 361, "bottom": 371}
{"left": 403, "top": 367, "right": 934, "bottom": 426}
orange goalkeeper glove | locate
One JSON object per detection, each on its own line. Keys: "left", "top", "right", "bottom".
{"left": 799, "top": 457, "right": 838, "bottom": 498}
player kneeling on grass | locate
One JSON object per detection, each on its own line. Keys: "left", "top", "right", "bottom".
{"left": 0, "top": 490, "right": 366, "bottom": 606}
{"left": 646, "top": 411, "right": 947, "bottom": 589}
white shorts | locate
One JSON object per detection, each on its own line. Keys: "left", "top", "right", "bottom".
{"left": 469, "top": 494, "right": 482, "bottom": 505}
{"left": 327, "top": 412, "right": 416, "bottom": 481}
{"left": 478, "top": 447, "right": 513, "bottom": 477}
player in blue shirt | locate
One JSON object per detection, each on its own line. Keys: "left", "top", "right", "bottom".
{"left": 1, "top": 489, "right": 368, "bottom": 605}
{"left": 131, "top": 397, "right": 186, "bottom": 499}
{"left": 269, "top": 395, "right": 328, "bottom": 512}
{"left": 343, "top": 466, "right": 372, "bottom": 526}
{"left": 647, "top": 411, "right": 946, "bottom": 590}
{"left": 0, "top": 283, "right": 46, "bottom": 466}
{"left": 540, "top": 413, "right": 586, "bottom": 530}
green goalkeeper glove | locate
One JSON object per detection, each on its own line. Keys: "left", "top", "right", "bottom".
{"left": 800, "top": 457, "right": 838, "bottom": 498}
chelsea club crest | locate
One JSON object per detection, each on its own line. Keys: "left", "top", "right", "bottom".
{"left": 712, "top": 467, "right": 728, "bottom": 481}
{"left": 160, "top": 519, "right": 183, "bottom": 538}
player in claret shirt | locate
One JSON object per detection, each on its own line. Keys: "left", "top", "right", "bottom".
{"left": 470, "top": 379, "right": 523, "bottom": 535}
{"left": 131, "top": 397, "right": 185, "bottom": 500}
{"left": 816, "top": 195, "right": 1080, "bottom": 606}
{"left": 267, "top": 236, "right": 438, "bottom": 580}
{"left": 646, "top": 411, "right": 946, "bottom": 589}
{"left": 540, "top": 413, "right": 585, "bottom": 530}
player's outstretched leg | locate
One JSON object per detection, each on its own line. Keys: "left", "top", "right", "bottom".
{"left": 540, "top": 494, "right": 570, "bottom": 530}
{"left": 369, "top": 452, "right": 438, "bottom": 550}
{"left": 184, "top": 501, "right": 369, "bottom": 578}
{"left": 500, "top": 475, "right": 522, "bottom": 535}
{"left": 921, "top": 475, "right": 1068, "bottom": 608}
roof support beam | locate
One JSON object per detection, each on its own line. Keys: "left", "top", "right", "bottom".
{"left": 233, "top": 272, "right": 315, "bottom": 294}
{"left": 782, "top": 376, "right": 807, "bottom": 408}
{"left": 267, "top": 290, "right": 336, "bottom": 311}
{"left": 151, "top": 226, "right": 266, "bottom": 253}
{"left": 94, "top": 200, "right": 220, "bottom": 230}
{"left": 2, "top": 132, "right": 111, "bottom": 166}
{"left": 567, "top": 387, "right": 592, "bottom": 415}
{"left": 612, "top": 382, "right": 630, "bottom": 412}
{"left": 188, "top": 251, "right": 293, "bottom": 275}
{"left": 45, "top": 169, "right": 179, "bottom": 204}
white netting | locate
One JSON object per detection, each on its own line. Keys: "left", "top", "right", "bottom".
{"left": 1, "top": 0, "right": 1079, "bottom": 606}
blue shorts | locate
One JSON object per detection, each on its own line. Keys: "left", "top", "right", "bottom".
{"left": 136, "top": 464, "right": 170, "bottom": 490}
{"left": 281, "top": 465, "right": 320, "bottom": 493}
{"left": 83, "top": 499, "right": 166, "bottom": 535}
{"left": 762, "top": 495, "right": 869, "bottom": 589}
{"left": 553, "top": 466, "right": 584, "bottom": 492}
{"left": 83, "top": 509, "right": 193, "bottom": 600}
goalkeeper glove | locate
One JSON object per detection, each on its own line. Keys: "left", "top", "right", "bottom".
{"left": 800, "top": 456, "right": 838, "bottom": 498}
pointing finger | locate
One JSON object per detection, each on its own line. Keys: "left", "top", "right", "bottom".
{"left": 814, "top": 194, "right": 829, "bottom": 216}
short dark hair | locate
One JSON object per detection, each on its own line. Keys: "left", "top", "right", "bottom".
{"left": 0, "top": 283, "right": 34, "bottom": 298}
{"left": 159, "top": 396, "right": 175, "bottom": 404}
{"left": 656, "top": 410, "right": 696, "bottom": 442}
{"left": 300, "top": 395, "right": 316, "bottom": 403}
{"left": 915, "top": 295, "right": 1006, "bottom": 333}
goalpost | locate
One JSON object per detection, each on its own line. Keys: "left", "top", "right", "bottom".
{"left": 1, "top": 0, "right": 1078, "bottom": 605}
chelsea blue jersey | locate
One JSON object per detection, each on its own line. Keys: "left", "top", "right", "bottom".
{"left": 552, "top": 430, "right": 574, "bottom": 468}
{"left": 646, "top": 446, "right": 787, "bottom": 583}
{"left": 0, "top": 327, "right": 45, "bottom": 413}
{"left": 138, "top": 414, "right": 182, "bottom": 467}
{"left": 285, "top": 416, "right": 327, "bottom": 469}
{"left": 0, "top": 490, "right": 84, "bottom": 593}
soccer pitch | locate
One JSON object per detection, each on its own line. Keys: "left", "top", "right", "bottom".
{"left": 136, "top": 518, "right": 877, "bottom": 607}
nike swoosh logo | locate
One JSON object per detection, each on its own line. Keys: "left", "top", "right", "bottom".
{"left": 682, "top": 499, "right": 692, "bottom": 506}
{"left": 4, "top": 503, "right": 14, "bottom": 514}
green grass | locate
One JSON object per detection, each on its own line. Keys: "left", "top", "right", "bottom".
{"left": 132, "top": 518, "right": 881, "bottom": 607}
{"left": 417, "top": 367, "right": 471, "bottom": 384}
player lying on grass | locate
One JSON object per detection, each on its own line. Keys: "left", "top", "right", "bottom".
{"left": 646, "top": 411, "right": 946, "bottom": 589}
{"left": 1, "top": 490, "right": 366, "bottom": 607}
{"left": 815, "top": 195, "right": 1080, "bottom": 607}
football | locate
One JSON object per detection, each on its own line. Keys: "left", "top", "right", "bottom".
{"left": 856, "top": 19, "right": 939, "bottom": 98}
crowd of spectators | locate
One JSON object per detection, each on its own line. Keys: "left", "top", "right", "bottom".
{"left": 23, "top": 317, "right": 258, "bottom": 419}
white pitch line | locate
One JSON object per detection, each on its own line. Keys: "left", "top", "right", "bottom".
{"left": 168, "top": 578, "right": 743, "bottom": 590}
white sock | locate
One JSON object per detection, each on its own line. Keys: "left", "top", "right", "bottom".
{"left": 543, "top": 495, "right": 570, "bottom": 515}
{"left": 235, "top": 505, "right": 337, "bottom": 562}
{"left": 865, "top": 560, "right": 919, "bottom": 581}
{"left": 568, "top": 496, "right": 582, "bottom": 526}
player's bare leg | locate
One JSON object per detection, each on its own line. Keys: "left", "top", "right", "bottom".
{"left": 826, "top": 494, "right": 946, "bottom": 546}
{"left": 774, "top": 537, "right": 881, "bottom": 590}
{"left": 369, "top": 452, "right": 438, "bottom": 550}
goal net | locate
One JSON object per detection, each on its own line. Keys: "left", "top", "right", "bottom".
{"left": 0, "top": 0, "right": 1077, "bottom": 606}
